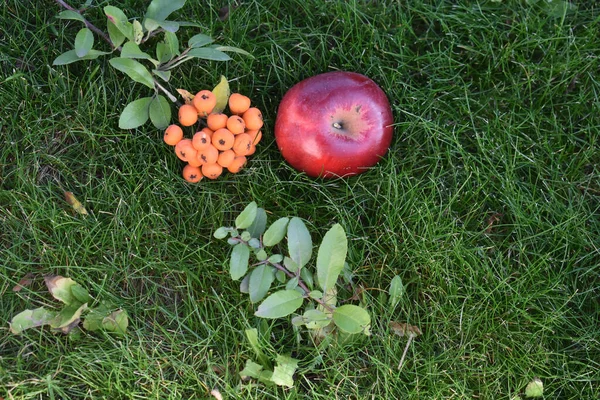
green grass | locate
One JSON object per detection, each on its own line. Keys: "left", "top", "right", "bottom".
{"left": 2, "top": 0, "right": 599, "bottom": 398}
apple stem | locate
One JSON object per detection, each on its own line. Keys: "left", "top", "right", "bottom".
{"left": 332, "top": 122, "right": 343, "bottom": 130}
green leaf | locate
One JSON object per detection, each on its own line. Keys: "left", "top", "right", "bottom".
{"left": 255, "top": 290, "right": 304, "bottom": 319}
{"left": 525, "top": 378, "right": 544, "bottom": 398}
{"left": 132, "top": 20, "right": 144, "bottom": 44}
{"left": 303, "top": 309, "right": 330, "bottom": 329}
{"left": 149, "top": 95, "right": 171, "bottom": 129}
{"left": 316, "top": 224, "right": 347, "bottom": 292}
{"left": 9, "top": 307, "right": 57, "bottom": 334}
{"left": 74, "top": 28, "right": 94, "bottom": 57}
{"left": 121, "top": 41, "right": 156, "bottom": 62}
{"left": 44, "top": 275, "right": 78, "bottom": 304}
{"left": 104, "top": 6, "right": 133, "bottom": 41}
{"left": 241, "top": 231, "right": 252, "bottom": 242}
{"left": 268, "top": 254, "right": 284, "bottom": 264}
{"left": 247, "top": 208, "right": 267, "bottom": 238}
{"left": 70, "top": 284, "right": 91, "bottom": 304}
{"left": 240, "top": 359, "right": 266, "bottom": 381}
{"left": 82, "top": 303, "right": 112, "bottom": 331}
{"left": 57, "top": 10, "right": 85, "bottom": 22}
{"left": 275, "top": 270, "right": 286, "bottom": 283}
{"left": 213, "top": 226, "right": 229, "bottom": 239}
{"left": 145, "top": 0, "right": 186, "bottom": 23}
{"left": 240, "top": 272, "right": 250, "bottom": 293}
{"left": 211, "top": 75, "right": 230, "bottom": 113}
{"left": 52, "top": 49, "right": 109, "bottom": 65}
{"left": 107, "top": 20, "right": 126, "bottom": 48}
{"left": 236, "top": 202, "right": 258, "bottom": 229}
{"left": 152, "top": 69, "right": 171, "bottom": 82}
{"left": 155, "top": 42, "right": 172, "bottom": 63}
{"left": 189, "top": 33, "right": 214, "bottom": 48}
{"left": 230, "top": 243, "right": 250, "bottom": 280}
{"left": 210, "top": 45, "right": 253, "bottom": 58}
{"left": 109, "top": 57, "right": 155, "bottom": 89}
{"left": 309, "top": 290, "right": 323, "bottom": 300}
{"left": 263, "top": 217, "right": 290, "bottom": 247}
{"left": 332, "top": 305, "right": 370, "bottom": 334}
{"left": 249, "top": 264, "right": 275, "bottom": 303}
{"left": 187, "top": 47, "right": 231, "bottom": 61}
{"left": 143, "top": 17, "right": 160, "bottom": 33}
{"left": 157, "top": 20, "right": 180, "bottom": 33}
{"left": 245, "top": 328, "right": 270, "bottom": 368}
{"left": 287, "top": 217, "right": 312, "bottom": 268}
{"left": 300, "top": 268, "right": 314, "bottom": 290}
{"left": 164, "top": 31, "right": 180, "bottom": 56}
{"left": 271, "top": 355, "right": 299, "bottom": 388}
{"left": 283, "top": 256, "right": 299, "bottom": 273}
{"left": 102, "top": 309, "right": 129, "bottom": 335}
{"left": 118, "top": 97, "right": 152, "bottom": 129}
{"left": 285, "top": 277, "right": 299, "bottom": 290}
{"left": 389, "top": 275, "right": 404, "bottom": 308}
{"left": 51, "top": 301, "right": 87, "bottom": 332}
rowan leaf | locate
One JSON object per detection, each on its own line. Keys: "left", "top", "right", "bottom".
{"left": 211, "top": 75, "right": 230, "bottom": 113}
{"left": 149, "top": 95, "right": 171, "bottom": 129}
{"left": 74, "top": 28, "right": 94, "bottom": 57}
{"left": 187, "top": 47, "right": 231, "bottom": 61}
{"left": 287, "top": 217, "right": 312, "bottom": 268}
{"left": 249, "top": 264, "right": 275, "bottom": 303}
{"left": 316, "top": 223, "right": 347, "bottom": 292}
{"left": 57, "top": 10, "right": 85, "bottom": 22}
{"left": 247, "top": 207, "right": 267, "bottom": 238}
{"left": 109, "top": 58, "right": 155, "bottom": 89}
{"left": 263, "top": 217, "right": 289, "bottom": 247}
{"left": 104, "top": 6, "right": 133, "bottom": 41}
{"left": 52, "top": 49, "right": 109, "bottom": 65}
{"left": 255, "top": 290, "right": 304, "bottom": 319}
{"left": 144, "top": 0, "right": 186, "bottom": 23}
{"left": 118, "top": 97, "right": 152, "bottom": 129}
{"left": 332, "top": 304, "right": 370, "bottom": 334}
{"left": 189, "top": 33, "right": 214, "bottom": 48}
{"left": 236, "top": 202, "right": 258, "bottom": 229}
{"left": 230, "top": 243, "right": 250, "bottom": 280}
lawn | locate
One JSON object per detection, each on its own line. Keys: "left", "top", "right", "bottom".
{"left": 1, "top": 0, "right": 599, "bottom": 398}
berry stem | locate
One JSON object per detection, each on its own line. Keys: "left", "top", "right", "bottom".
{"left": 154, "top": 79, "right": 178, "bottom": 103}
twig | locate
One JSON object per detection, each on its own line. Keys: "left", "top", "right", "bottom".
{"left": 154, "top": 79, "right": 178, "bottom": 103}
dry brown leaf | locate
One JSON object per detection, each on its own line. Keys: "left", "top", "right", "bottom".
{"left": 64, "top": 191, "right": 88, "bottom": 215}
{"left": 210, "top": 389, "right": 223, "bottom": 400}
{"left": 13, "top": 272, "right": 35, "bottom": 292}
{"left": 389, "top": 321, "right": 422, "bottom": 337}
{"left": 176, "top": 89, "right": 195, "bottom": 105}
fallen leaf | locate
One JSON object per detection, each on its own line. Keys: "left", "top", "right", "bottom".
{"left": 64, "top": 191, "right": 88, "bottom": 215}
{"left": 485, "top": 212, "right": 503, "bottom": 234}
{"left": 211, "top": 76, "right": 230, "bottom": 113}
{"left": 44, "top": 275, "right": 78, "bottom": 305}
{"left": 389, "top": 321, "right": 422, "bottom": 337}
{"left": 12, "top": 272, "right": 35, "bottom": 292}
{"left": 176, "top": 88, "right": 195, "bottom": 105}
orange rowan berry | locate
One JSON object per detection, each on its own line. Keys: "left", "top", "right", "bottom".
{"left": 233, "top": 133, "right": 253, "bottom": 156}
{"left": 196, "top": 144, "right": 219, "bottom": 165}
{"left": 202, "top": 163, "right": 223, "bottom": 180}
{"left": 164, "top": 124, "right": 184, "bottom": 146}
{"left": 227, "top": 156, "right": 247, "bottom": 173}
{"left": 192, "top": 90, "right": 217, "bottom": 118}
{"left": 242, "top": 107, "right": 263, "bottom": 130}
{"left": 228, "top": 93, "right": 251, "bottom": 115}
{"left": 178, "top": 104, "right": 198, "bottom": 126}
{"left": 175, "top": 139, "right": 196, "bottom": 162}
{"left": 217, "top": 149, "right": 236, "bottom": 168}
{"left": 246, "top": 129, "right": 263, "bottom": 145}
{"left": 183, "top": 164, "right": 203, "bottom": 183}
{"left": 192, "top": 129, "right": 212, "bottom": 150}
{"left": 226, "top": 115, "right": 246, "bottom": 135}
{"left": 206, "top": 113, "right": 228, "bottom": 131}
{"left": 212, "top": 128, "right": 235, "bottom": 151}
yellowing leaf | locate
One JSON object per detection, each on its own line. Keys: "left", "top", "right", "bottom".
{"left": 389, "top": 321, "right": 422, "bottom": 337}
{"left": 176, "top": 88, "right": 195, "bottom": 105}
{"left": 64, "top": 191, "right": 88, "bottom": 215}
{"left": 212, "top": 75, "right": 230, "bottom": 113}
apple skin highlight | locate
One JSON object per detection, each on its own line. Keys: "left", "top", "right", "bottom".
{"left": 275, "top": 71, "right": 393, "bottom": 178}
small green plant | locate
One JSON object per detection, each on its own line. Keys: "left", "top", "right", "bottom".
{"left": 52, "top": 0, "right": 250, "bottom": 129}
{"left": 9, "top": 275, "right": 128, "bottom": 336}
{"left": 214, "top": 202, "right": 371, "bottom": 338}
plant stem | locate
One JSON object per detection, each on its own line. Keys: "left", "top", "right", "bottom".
{"left": 398, "top": 335, "right": 413, "bottom": 371}
{"left": 154, "top": 79, "right": 178, "bottom": 103}
{"left": 55, "top": 0, "right": 117, "bottom": 50}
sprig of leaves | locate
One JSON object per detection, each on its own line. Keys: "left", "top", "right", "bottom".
{"left": 9, "top": 275, "right": 128, "bottom": 336}
{"left": 52, "top": 0, "right": 251, "bottom": 130}
{"left": 214, "top": 202, "right": 371, "bottom": 337}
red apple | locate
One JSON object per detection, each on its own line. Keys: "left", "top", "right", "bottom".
{"left": 274, "top": 71, "right": 393, "bottom": 178}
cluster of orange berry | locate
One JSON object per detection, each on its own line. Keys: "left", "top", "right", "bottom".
{"left": 163, "top": 90, "right": 263, "bottom": 183}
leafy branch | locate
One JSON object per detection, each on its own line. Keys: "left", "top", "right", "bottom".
{"left": 214, "top": 202, "right": 371, "bottom": 337}
{"left": 52, "top": 0, "right": 251, "bottom": 130}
